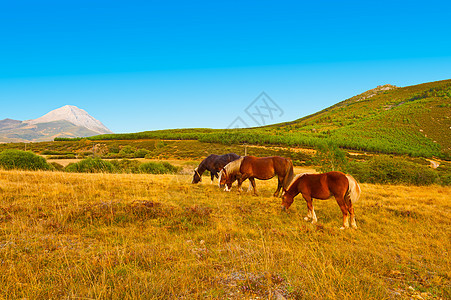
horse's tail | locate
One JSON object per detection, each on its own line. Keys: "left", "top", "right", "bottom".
{"left": 345, "top": 174, "right": 361, "bottom": 204}
{"left": 282, "top": 160, "right": 295, "bottom": 191}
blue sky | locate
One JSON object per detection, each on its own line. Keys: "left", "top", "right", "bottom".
{"left": 1, "top": 0, "right": 450, "bottom": 133}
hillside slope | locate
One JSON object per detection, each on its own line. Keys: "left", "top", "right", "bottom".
{"left": 267, "top": 79, "right": 451, "bottom": 157}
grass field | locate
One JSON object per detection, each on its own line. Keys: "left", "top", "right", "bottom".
{"left": 0, "top": 169, "right": 449, "bottom": 299}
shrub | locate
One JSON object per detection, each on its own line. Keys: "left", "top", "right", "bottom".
{"left": 0, "top": 150, "right": 51, "bottom": 171}
{"left": 47, "top": 154, "right": 76, "bottom": 159}
{"left": 345, "top": 156, "right": 440, "bottom": 185}
{"left": 41, "top": 150, "right": 62, "bottom": 155}
{"left": 134, "top": 149, "right": 150, "bottom": 158}
{"left": 314, "top": 143, "right": 347, "bottom": 172}
{"left": 108, "top": 144, "right": 120, "bottom": 154}
{"left": 50, "top": 162, "right": 65, "bottom": 171}
{"left": 65, "top": 157, "right": 116, "bottom": 173}
{"left": 119, "top": 146, "right": 136, "bottom": 158}
{"left": 437, "top": 162, "right": 451, "bottom": 186}
{"left": 110, "top": 159, "right": 141, "bottom": 173}
{"left": 138, "top": 162, "right": 180, "bottom": 174}
{"left": 77, "top": 151, "right": 94, "bottom": 158}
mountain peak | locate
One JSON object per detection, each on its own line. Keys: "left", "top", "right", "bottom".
{"left": 26, "top": 105, "right": 112, "bottom": 134}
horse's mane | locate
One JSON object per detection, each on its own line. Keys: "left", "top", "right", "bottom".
{"left": 224, "top": 156, "right": 244, "bottom": 174}
{"left": 286, "top": 173, "right": 307, "bottom": 191}
{"left": 219, "top": 156, "right": 244, "bottom": 182}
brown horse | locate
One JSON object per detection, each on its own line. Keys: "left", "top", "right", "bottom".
{"left": 219, "top": 156, "right": 295, "bottom": 197}
{"left": 282, "top": 171, "right": 361, "bottom": 229}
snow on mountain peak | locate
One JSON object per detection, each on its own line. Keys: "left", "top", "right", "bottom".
{"left": 27, "top": 105, "right": 112, "bottom": 134}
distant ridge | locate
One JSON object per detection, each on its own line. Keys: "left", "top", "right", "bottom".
{"left": 0, "top": 105, "right": 112, "bottom": 143}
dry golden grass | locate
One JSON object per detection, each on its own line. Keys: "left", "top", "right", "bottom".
{"left": 0, "top": 169, "right": 449, "bottom": 299}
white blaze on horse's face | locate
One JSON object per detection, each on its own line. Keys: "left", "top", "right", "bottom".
{"left": 218, "top": 169, "right": 227, "bottom": 188}
{"left": 192, "top": 167, "right": 202, "bottom": 184}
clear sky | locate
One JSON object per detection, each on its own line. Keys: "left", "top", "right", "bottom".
{"left": 1, "top": 0, "right": 450, "bottom": 133}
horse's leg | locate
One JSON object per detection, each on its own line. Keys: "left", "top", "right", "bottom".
{"left": 248, "top": 178, "right": 258, "bottom": 195}
{"left": 210, "top": 172, "right": 216, "bottom": 184}
{"left": 303, "top": 195, "right": 317, "bottom": 223}
{"left": 336, "top": 195, "right": 350, "bottom": 229}
{"left": 237, "top": 177, "right": 244, "bottom": 192}
{"left": 247, "top": 181, "right": 253, "bottom": 192}
{"left": 349, "top": 205, "right": 357, "bottom": 229}
{"left": 274, "top": 177, "right": 283, "bottom": 197}
{"left": 345, "top": 195, "right": 357, "bottom": 229}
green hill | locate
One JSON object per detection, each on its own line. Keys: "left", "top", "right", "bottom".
{"left": 266, "top": 79, "right": 451, "bottom": 157}
{"left": 56, "top": 79, "right": 451, "bottom": 158}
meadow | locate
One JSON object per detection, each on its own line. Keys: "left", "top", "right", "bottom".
{"left": 0, "top": 169, "right": 449, "bottom": 299}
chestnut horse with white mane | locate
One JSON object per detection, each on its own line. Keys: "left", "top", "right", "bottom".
{"left": 219, "top": 156, "right": 294, "bottom": 197}
{"left": 282, "top": 171, "right": 361, "bottom": 229}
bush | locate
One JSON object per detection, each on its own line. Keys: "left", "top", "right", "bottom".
{"left": 119, "top": 146, "right": 136, "bottom": 158}
{"left": 138, "top": 162, "right": 180, "bottom": 174}
{"left": 108, "top": 144, "right": 120, "bottom": 154}
{"left": 345, "top": 156, "right": 440, "bottom": 185}
{"left": 65, "top": 157, "right": 115, "bottom": 173}
{"left": 41, "top": 150, "right": 62, "bottom": 155}
{"left": 110, "top": 159, "right": 141, "bottom": 173}
{"left": 314, "top": 143, "right": 347, "bottom": 172}
{"left": 77, "top": 151, "right": 94, "bottom": 158}
{"left": 47, "top": 154, "right": 76, "bottom": 159}
{"left": 50, "top": 162, "right": 65, "bottom": 171}
{"left": 0, "top": 150, "right": 51, "bottom": 171}
{"left": 134, "top": 149, "right": 150, "bottom": 158}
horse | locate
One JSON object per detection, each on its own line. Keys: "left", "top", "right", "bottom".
{"left": 219, "top": 156, "right": 295, "bottom": 197}
{"left": 192, "top": 153, "right": 241, "bottom": 184}
{"left": 281, "top": 171, "right": 361, "bottom": 229}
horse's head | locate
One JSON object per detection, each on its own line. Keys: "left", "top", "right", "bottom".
{"left": 218, "top": 168, "right": 227, "bottom": 188}
{"left": 281, "top": 192, "right": 294, "bottom": 211}
{"left": 192, "top": 168, "right": 201, "bottom": 184}
{"left": 219, "top": 168, "right": 235, "bottom": 191}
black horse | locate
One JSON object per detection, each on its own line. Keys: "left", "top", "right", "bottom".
{"left": 192, "top": 153, "right": 241, "bottom": 184}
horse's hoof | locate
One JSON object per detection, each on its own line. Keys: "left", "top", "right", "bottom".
{"left": 339, "top": 226, "right": 346, "bottom": 230}
{"left": 304, "top": 217, "right": 309, "bottom": 221}
{"left": 351, "top": 225, "right": 358, "bottom": 229}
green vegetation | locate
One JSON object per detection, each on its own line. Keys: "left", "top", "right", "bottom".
{"left": 65, "top": 157, "right": 180, "bottom": 174}
{"left": 0, "top": 139, "right": 312, "bottom": 164}
{"left": 65, "top": 157, "right": 116, "bottom": 173}
{"left": 345, "top": 156, "right": 441, "bottom": 186}
{"left": 1, "top": 139, "right": 450, "bottom": 185}
{"left": 54, "top": 79, "right": 451, "bottom": 159}
{"left": 0, "top": 149, "right": 51, "bottom": 171}
{"left": 315, "top": 146, "right": 449, "bottom": 186}
{"left": 138, "top": 161, "right": 180, "bottom": 174}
